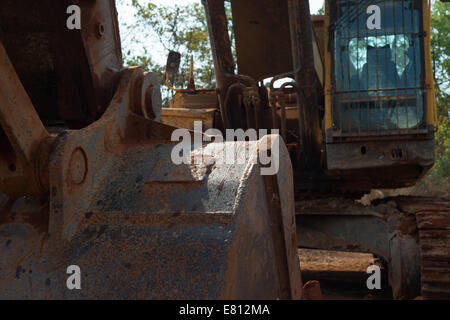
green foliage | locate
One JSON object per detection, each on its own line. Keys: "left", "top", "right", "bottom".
{"left": 431, "top": 117, "right": 450, "bottom": 178}
{"left": 120, "top": 0, "right": 223, "bottom": 100}
{"left": 431, "top": 0, "right": 450, "bottom": 117}
{"left": 415, "top": 116, "right": 450, "bottom": 198}
{"left": 121, "top": 0, "right": 237, "bottom": 96}
{"left": 316, "top": 3, "right": 325, "bottom": 15}
{"left": 425, "top": 1, "right": 450, "bottom": 188}
{"left": 125, "top": 48, "right": 166, "bottom": 81}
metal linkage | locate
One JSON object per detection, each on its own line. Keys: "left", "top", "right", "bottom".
{"left": 222, "top": 75, "right": 262, "bottom": 131}
{"left": 0, "top": 40, "right": 52, "bottom": 196}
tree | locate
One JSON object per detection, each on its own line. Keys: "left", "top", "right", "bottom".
{"left": 431, "top": 0, "right": 450, "bottom": 117}
{"left": 119, "top": 0, "right": 225, "bottom": 103}
{"left": 316, "top": 3, "right": 325, "bottom": 15}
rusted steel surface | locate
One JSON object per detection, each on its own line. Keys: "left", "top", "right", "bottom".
{"left": 296, "top": 196, "right": 450, "bottom": 299}
{"left": 302, "top": 280, "right": 323, "bottom": 300}
{"left": 287, "top": 0, "right": 322, "bottom": 171}
{"left": 230, "top": 0, "right": 293, "bottom": 81}
{"left": 311, "top": 15, "right": 325, "bottom": 61}
{"left": 0, "top": 0, "right": 58, "bottom": 122}
{"left": 203, "top": 0, "right": 237, "bottom": 130}
{"left": 164, "top": 89, "right": 218, "bottom": 130}
{"left": 395, "top": 197, "right": 450, "bottom": 299}
{"left": 161, "top": 108, "right": 216, "bottom": 131}
{"left": 203, "top": 0, "right": 324, "bottom": 136}
{"left": 203, "top": 0, "right": 235, "bottom": 78}
{"left": 45, "top": 0, "right": 122, "bottom": 127}
{"left": 169, "top": 90, "right": 218, "bottom": 109}
{"left": 0, "top": 66, "right": 302, "bottom": 299}
{"left": 295, "top": 197, "right": 372, "bottom": 215}
{"left": 0, "top": 0, "right": 303, "bottom": 297}
{"left": 325, "top": 139, "right": 435, "bottom": 188}
{"left": 0, "top": 40, "right": 52, "bottom": 197}
{"left": 262, "top": 135, "right": 303, "bottom": 299}
{"left": 0, "top": 41, "right": 49, "bottom": 163}
{"left": 0, "top": 0, "right": 122, "bottom": 129}
{"left": 296, "top": 209, "right": 392, "bottom": 261}
{"left": 296, "top": 198, "right": 417, "bottom": 299}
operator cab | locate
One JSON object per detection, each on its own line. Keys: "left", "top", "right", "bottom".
{"left": 325, "top": 0, "right": 436, "bottom": 188}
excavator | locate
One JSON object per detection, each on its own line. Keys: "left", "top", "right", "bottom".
{"left": 164, "top": 0, "right": 449, "bottom": 299}
{"left": 0, "top": 0, "right": 447, "bottom": 300}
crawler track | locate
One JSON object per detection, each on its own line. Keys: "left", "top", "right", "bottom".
{"left": 396, "top": 197, "right": 450, "bottom": 299}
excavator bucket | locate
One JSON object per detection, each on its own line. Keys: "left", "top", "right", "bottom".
{"left": 0, "top": 20, "right": 302, "bottom": 297}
